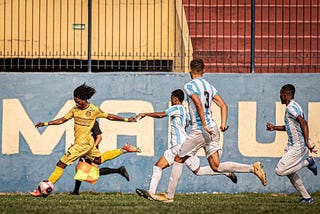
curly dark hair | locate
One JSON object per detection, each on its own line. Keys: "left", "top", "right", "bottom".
{"left": 73, "top": 83, "right": 96, "bottom": 100}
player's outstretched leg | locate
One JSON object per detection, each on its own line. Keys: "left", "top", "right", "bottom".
{"left": 306, "top": 157, "right": 318, "bottom": 176}
{"left": 122, "top": 143, "right": 142, "bottom": 153}
{"left": 119, "top": 166, "right": 130, "bottom": 181}
{"left": 226, "top": 172, "right": 238, "bottom": 184}
{"left": 253, "top": 162, "right": 267, "bottom": 186}
{"left": 98, "top": 166, "right": 130, "bottom": 181}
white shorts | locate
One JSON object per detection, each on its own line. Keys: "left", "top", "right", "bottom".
{"left": 163, "top": 144, "right": 200, "bottom": 172}
{"left": 275, "top": 145, "right": 308, "bottom": 176}
{"left": 178, "top": 126, "right": 221, "bottom": 159}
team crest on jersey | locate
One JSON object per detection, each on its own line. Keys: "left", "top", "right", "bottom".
{"left": 86, "top": 111, "right": 91, "bottom": 117}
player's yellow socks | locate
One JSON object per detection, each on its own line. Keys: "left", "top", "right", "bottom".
{"left": 101, "top": 149, "right": 123, "bottom": 163}
{"left": 48, "top": 166, "right": 64, "bottom": 184}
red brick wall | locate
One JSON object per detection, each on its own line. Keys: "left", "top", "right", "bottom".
{"left": 183, "top": 0, "right": 320, "bottom": 73}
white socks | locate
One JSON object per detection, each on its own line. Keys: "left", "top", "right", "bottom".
{"left": 166, "top": 161, "right": 183, "bottom": 199}
{"left": 288, "top": 173, "right": 311, "bottom": 199}
{"left": 197, "top": 166, "right": 228, "bottom": 176}
{"left": 217, "top": 161, "right": 252, "bottom": 173}
{"left": 149, "top": 165, "right": 162, "bottom": 194}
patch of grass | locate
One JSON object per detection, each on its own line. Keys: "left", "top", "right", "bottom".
{"left": 0, "top": 192, "right": 319, "bottom": 213}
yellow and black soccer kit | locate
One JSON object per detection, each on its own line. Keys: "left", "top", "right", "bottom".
{"left": 48, "top": 103, "right": 123, "bottom": 184}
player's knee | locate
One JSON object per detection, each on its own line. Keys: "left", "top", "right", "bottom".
{"left": 174, "top": 155, "right": 185, "bottom": 163}
{"left": 56, "top": 161, "right": 67, "bottom": 169}
{"left": 192, "top": 167, "right": 200, "bottom": 175}
{"left": 207, "top": 155, "right": 220, "bottom": 171}
{"left": 209, "top": 162, "right": 219, "bottom": 172}
{"left": 210, "top": 165, "right": 219, "bottom": 172}
{"left": 93, "top": 157, "right": 102, "bottom": 165}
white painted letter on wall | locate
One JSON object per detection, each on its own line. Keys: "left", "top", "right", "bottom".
{"left": 308, "top": 102, "right": 320, "bottom": 157}
{"left": 100, "top": 100, "right": 154, "bottom": 156}
{"left": 238, "top": 102, "right": 287, "bottom": 157}
{"left": 2, "top": 99, "right": 74, "bottom": 154}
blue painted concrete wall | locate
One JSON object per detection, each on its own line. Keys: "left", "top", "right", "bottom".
{"left": 0, "top": 72, "right": 319, "bottom": 194}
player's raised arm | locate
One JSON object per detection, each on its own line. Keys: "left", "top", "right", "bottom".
{"left": 266, "top": 122, "right": 286, "bottom": 131}
{"left": 105, "top": 113, "right": 136, "bottom": 122}
{"left": 137, "top": 111, "right": 166, "bottom": 120}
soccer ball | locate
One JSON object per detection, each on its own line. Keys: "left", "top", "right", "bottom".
{"left": 38, "top": 180, "right": 54, "bottom": 197}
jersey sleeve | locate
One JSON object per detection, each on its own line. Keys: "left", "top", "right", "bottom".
{"left": 286, "top": 105, "right": 301, "bottom": 119}
{"left": 63, "top": 107, "right": 75, "bottom": 120}
{"left": 184, "top": 82, "right": 199, "bottom": 97}
{"left": 95, "top": 107, "right": 109, "bottom": 118}
{"left": 165, "top": 106, "right": 179, "bottom": 117}
{"left": 211, "top": 85, "right": 219, "bottom": 97}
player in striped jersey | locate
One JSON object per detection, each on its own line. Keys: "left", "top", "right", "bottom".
{"left": 152, "top": 58, "right": 267, "bottom": 202}
{"left": 135, "top": 89, "right": 237, "bottom": 200}
{"left": 266, "top": 84, "right": 317, "bottom": 203}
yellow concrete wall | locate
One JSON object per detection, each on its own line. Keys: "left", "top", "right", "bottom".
{"left": 0, "top": 0, "right": 192, "bottom": 71}
{"left": 0, "top": 0, "right": 88, "bottom": 59}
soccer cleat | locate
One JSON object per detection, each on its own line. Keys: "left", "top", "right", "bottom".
{"left": 299, "top": 197, "right": 314, "bottom": 203}
{"left": 122, "top": 143, "right": 141, "bottom": 153}
{"left": 253, "top": 162, "right": 267, "bottom": 186}
{"left": 136, "top": 188, "right": 173, "bottom": 203}
{"left": 136, "top": 188, "right": 154, "bottom": 201}
{"left": 29, "top": 189, "right": 42, "bottom": 197}
{"left": 151, "top": 193, "right": 174, "bottom": 203}
{"left": 306, "top": 157, "right": 318, "bottom": 176}
{"left": 119, "top": 166, "right": 130, "bottom": 181}
{"left": 226, "top": 172, "right": 238, "bottom": 184}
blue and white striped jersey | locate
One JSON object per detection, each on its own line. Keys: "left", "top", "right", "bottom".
{"left": 184, "top": 77, "right": 218, "bottom": 130}
{"left": 165, "top": 105, "right": 188, "bottom": 147}
{"left": 285, "top": 99, "right": 306, "bottom": 148}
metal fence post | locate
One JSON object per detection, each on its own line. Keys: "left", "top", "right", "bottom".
{"left": 88, "top": 0, "right": 92, "bottom": 73}
{"left": 250, "top": 0, "right": 255, "bottom": 73}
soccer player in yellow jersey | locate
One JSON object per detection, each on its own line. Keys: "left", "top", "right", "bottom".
{"left": 30, "top": 83, "right": 140, "bottom": 197}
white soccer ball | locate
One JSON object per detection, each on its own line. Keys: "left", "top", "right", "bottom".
{"left": 38, "top": 180, "right": 54, "bottom": 197}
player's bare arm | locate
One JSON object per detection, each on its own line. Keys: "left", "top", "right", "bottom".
{"left": 137, "top": 111, "right": 166, "bottom": 120}
{"left": 296, "top": 115, "right": 317, "bottom": 154}
{"left": 106, "top": 113, "right": 137, "bottom": 122}
{"left": 296, "top": 115, "right": 309, "bottom": 144}
{"left": 213, "top": 94, "right": 229, "bottom": 132}
{"left": 35, "top": 117, "right": 68, "bottom": 128}
{"left": 266, "top": 122, "right": 286, "bottom": 131}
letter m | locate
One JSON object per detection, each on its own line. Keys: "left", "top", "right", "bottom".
{"left": 2, "top": 99, "right": 74, "bottom": 154}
